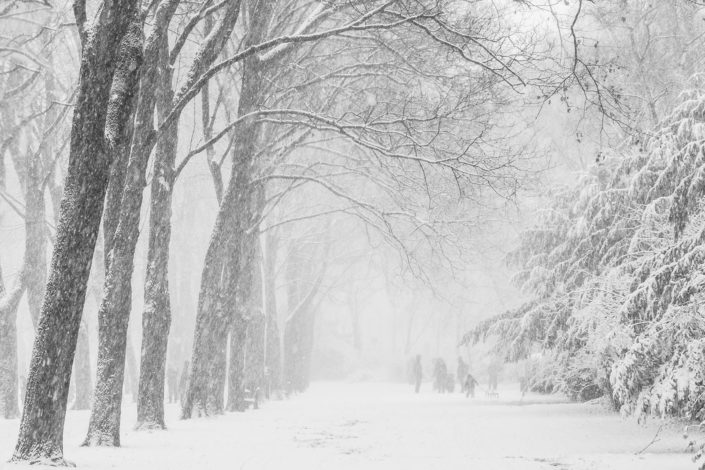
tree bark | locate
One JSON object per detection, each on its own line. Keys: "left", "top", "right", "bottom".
{"left": 183, "top": 116, "right": 259, "bottom": 418}
{"left": 137, "top": 24, "right": 179, "bottom": 430}
{"left": 183, "top": 248, "right": 235, "bottom": 417}
{"left": 242, "top": 226, "right": 265, "bottom": 405}
{"left": 84, "top": 0, "right": 178, "bottom": 444}
{"left": 12, "top": 1, "right": 142, "bottom": 463}
{"left": 226, "top": 227, "right": 261, "bottom": 411}
{"left": 226, "top": 317, "right": 247, "bottom": 412}
{"left": 182, "top": 1, "right": 271, "bottom": 419}
{"left": 82, "top": 15, "right": 147, "bottom": 447}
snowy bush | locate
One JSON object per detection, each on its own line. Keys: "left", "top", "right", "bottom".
{"left": 464, "top": 79, "right": 705, "bottom": 419}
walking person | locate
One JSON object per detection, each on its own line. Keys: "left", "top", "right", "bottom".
{"left": 433, "top": 358, "right": 448, "bottom": 393}
{"left": 464, "top": 372, "right": 478, "bottom": 398}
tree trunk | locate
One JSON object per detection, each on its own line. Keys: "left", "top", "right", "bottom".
{"left": 70, "top": 321, "right": 92, "bottom": 410}
{"left": 283, "top": 248, "right": 302, "bottom": 393}
{"left": 201, "top": 72, "right": 223, "bottom": 203}
{"left": 226, "top": 317, "right": 247, "bottom": 412}
{"left": 242, "top": 231, "right": 265, "bottom": 404}
{"left": 244, "top": 313, "right": 265, "bottom": 405}
{"left": 183, "top": 159, "right": 262, "bottom": 417}
{"left": 0, "top": 261, "right": 25, "bottom": 419}
{"left": 284, "top": 306, "right": 318, "bottom": 393}
{"left": 283, "top": 242, "right": 326, "bottom": 393}
{"left": 263, "top": 231, "right": 281, "bottom": 396}
{"left": 24, "top": 37, "right": 53, "bottom": 328}
{"left": 182, "top": 133, "right": 260, "bottom": 417}
{"left": 183, "top": 252, "right": 234, "bottom": 417}
{"left": 84, "top": 1, "right": 178, "bottom": 444}
{"left": 182, "top": 58, "right": 264, "bottom": 420}
{"left": 137, "top": 28, "right": 178, "bottom": 430}
{"left": 12, "top": 3, "right": 142, "bottom": 463}
{"left": 24, "top": 146, "right": 47, "bottom": 329}
{"left": 82, "top": 18, "right": 149, "bottom": 447}
{"left": 226, "top": 226, "right": 262, "bottom": 411}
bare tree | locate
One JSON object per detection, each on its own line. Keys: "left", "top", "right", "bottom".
{"left": 12, "top": 0, "right": 144, "bottom": 462}
{"left": 0, "top": 258, "right": 25, "bottom": 419}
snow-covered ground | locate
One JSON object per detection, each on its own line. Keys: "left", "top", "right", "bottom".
{"left": 0, "top": 382, "right": 699, "bottom": 469}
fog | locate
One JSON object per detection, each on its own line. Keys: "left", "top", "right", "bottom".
{"left": 1, "top": 0, "right": 705, "bottom": 468}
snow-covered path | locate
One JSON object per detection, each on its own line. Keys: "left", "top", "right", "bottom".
{"left": 0, "top": 382, "right": 698, "bottom": 469}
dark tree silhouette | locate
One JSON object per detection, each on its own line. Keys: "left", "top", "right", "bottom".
{"left": 12, "top": 0, "right": 143, "bottom": 462}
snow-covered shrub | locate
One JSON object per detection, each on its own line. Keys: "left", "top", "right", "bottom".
{"left": 463, "top": 79, "right": 705, "bottom": 418}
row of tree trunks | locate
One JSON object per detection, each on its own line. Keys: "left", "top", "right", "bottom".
{"left": 183, "top": 0, "right": 273, "bottom": 419}
{"left": 182, "top": 119, "right": 261, "bottom": 416}
{"left": 82, "top": 22, "right": 147, "bottom": 446}
{"left": 283, "top": 241, "right": 327, "bottom": 394}
{"left": 11, "top": 0, "right": 143, "bottom": 461}
{"left": 144, "top": 0, "right": 244, "bottom": 422}
{"left": 183, "top": 201, "right": 245, "bottom": 417}
{"left": 84, "top": 1, "right": 178, "bottom": 445}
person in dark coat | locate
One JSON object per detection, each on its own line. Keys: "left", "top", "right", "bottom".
{"left": 433, "top": 358, "right": 448, "bottom": 393}
{"left": 412, "top": 355, "right": 423, "bottom": 393}
{"left": 464, "top": 372, "right": 478, "bottom": 398}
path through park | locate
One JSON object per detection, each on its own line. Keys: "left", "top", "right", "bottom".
{"left": 0, "top": 382, "right": 697, "bottom": 469}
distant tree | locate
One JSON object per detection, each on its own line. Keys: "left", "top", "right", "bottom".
{"left": 0, "top": 258, "right": 25, "bottom": 419}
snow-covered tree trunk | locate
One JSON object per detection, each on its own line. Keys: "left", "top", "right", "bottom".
{"left": 85, "top": 0, "right": 179, "bottom": 443}
{"left": 283, "top": 251, "right": 301, "bottom": 393}
{"left": 263, "top": 231, "right": 281, "bottom": 396}
{"left": 226, "top": 227, "right": 262, "bottom": 411}
{"left": 183, "top": 129, "right": 259, "bottom": 416}
{"left": 283, "top": 243, "right": 325, "bottom": 393}
{"left": 137, "top": 27, "right": 179, "bottom": 430}
{"left": 11, "top": 1, "right": 142, "bottom": 461}
{"left": 24, "top": 35, "right": 54, "bottom": 328}
{"left": 226, "top": 317, "right": 247, "bottom": 412}
{"left": 82, "top": 29, "right": 145, "bottom": 448}
{"left": 244, "top": 313, "right": 265, "bottom": 403}
{"left": 23, "top": 147, "right": 47, "bottom": 329}
{"left": 242, "top": 227, "right": 266, "bottom": 403}
{"left": 183, "top": 9, "right": 266, "bottom": 416}
{"left": 0, "top": 261, "right": 25, "bottom": 419}
{"left": 183, "top": 228, "right": 240, "bottom": 417}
